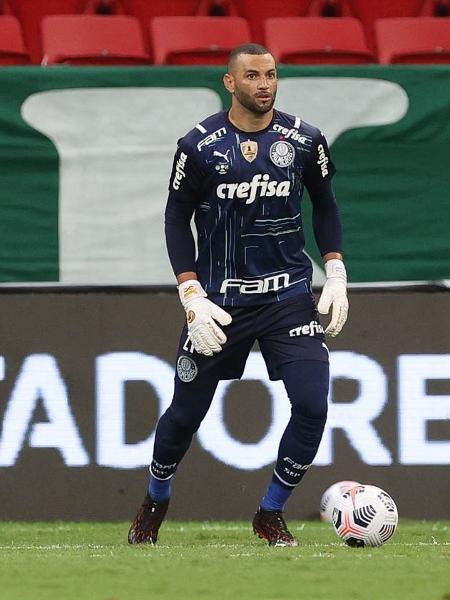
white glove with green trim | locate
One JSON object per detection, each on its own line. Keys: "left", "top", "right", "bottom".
{"left": 317, "top": 259, "right": 349, "bottom": 337}
{"left": 178, "top": 280, "right": 232, "bottom": 356}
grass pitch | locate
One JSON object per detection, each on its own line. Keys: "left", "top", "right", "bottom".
{"left": 0, "top": 520, "right": 448, "bottom": 600}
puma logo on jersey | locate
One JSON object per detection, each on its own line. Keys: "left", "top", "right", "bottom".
{"left": 172, "top": 152, "right": 188, "bottom": 190}
{"left": 213, "top": 149, "right": 230, "bottom": 163}
{"left": 217, "top": 174, "right": 291, "bottom": 204}
{"left": 317, "top": 144, "right": 329, "bottom": 177}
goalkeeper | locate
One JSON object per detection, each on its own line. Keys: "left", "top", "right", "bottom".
{"left": 128, "top": 43, "right": 348, "bottom": 547}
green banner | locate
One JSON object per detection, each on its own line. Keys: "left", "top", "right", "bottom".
{"left": 0, "top": 65, "right": 449, "bottom": 284}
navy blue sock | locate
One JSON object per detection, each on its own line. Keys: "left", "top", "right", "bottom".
{"left": 260, "top": 479, "right": 293, "bottom": 512}
{"left": 148, "top": 476, "right": 171, "bottom": 502}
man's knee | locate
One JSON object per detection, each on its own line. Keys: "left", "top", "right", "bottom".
{"left": 165, "top": 377, "right": 217, "bottom": 433}
{"left": 282, "top": 359, "right": 329, "bottom": 421}
{"left": 161, "top": 403, "right": 203, "bottom": 435}
{"left": 290, "top": 407, "right": 327, "bottom": 447}
{"left": 291, "top": 380, "right": 329, "bottom": 421}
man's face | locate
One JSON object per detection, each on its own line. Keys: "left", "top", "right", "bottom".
{"left": 226, "top": 53, "right": 277, "bottom": 114}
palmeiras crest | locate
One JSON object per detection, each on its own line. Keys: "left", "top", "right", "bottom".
{"left": 240, "top": 140, "right": 258, "bottom": 162}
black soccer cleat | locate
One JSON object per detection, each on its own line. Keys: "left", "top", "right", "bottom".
{"left": 252, "top": 507, "right": 299, "bottom": 547}
{"left": 128, "top": 493, "right": 169, "bottom": 545}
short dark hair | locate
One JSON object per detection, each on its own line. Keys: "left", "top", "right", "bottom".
{"left": 227, "top": 43, "right": 272, "bottom": 71}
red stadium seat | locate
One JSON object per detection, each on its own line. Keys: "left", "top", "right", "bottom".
{"left": 265, "top": 17, "right": 373, "bottom": 64}
{"left": 150, "top": 16, "right": 251, "bottom": 65}
{"left": 376, "top": 17, "right": 450, "bottom": 64}
{"left": 233, "top": 0, "right": 311, "bottom": 43}
{"left": 350, "top": 0, "right": 425, "bottom": 51}
{"left": 41, "top": 15, "right": 149, "bottom": 65}
{"left": 0, "top": 15, "right": 28, "bottom": 64}
{"left": 123, "top": 0, "right": 200, "bottom": 32}
{"left": 123, "top": 0, "right": 201, "bottom": 60}
{"left": 8, "top": 0, "right": 85, "bottom": 63}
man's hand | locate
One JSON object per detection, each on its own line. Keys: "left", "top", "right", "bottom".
{"left": 178, "top": 280, "right": 232, "bottom": 356}
{"left": 317, "top": 259, "right": 348, "bottom": 337}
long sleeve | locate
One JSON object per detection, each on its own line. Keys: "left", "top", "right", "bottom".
{"left": 164, "top": 140, "right": 203, "bottom": 276}
{"left": 165, "top": 196, "right": 197, "bottom": 276}
{"left": 308, "top": 177, "right": 342, "bottom": 256}
{"left": 304, "top": 132, "right": 343, "bottom": 256}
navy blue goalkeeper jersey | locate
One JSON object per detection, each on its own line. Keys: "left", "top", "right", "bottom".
{"left": 166, "top": 109, "right": 338, "bottom": 307}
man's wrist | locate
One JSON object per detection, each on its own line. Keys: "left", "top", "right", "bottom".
{"left": 177, "top": 271, "right": 198, "bottom": 284}
{"left": 323, "top": 251, "right": 343, "bottom": 263}
{"left": 324, "top": 258, "right": 347, "bottom": 282}
{"left": 178, "top": 279, "right": 207, "bottom": 307}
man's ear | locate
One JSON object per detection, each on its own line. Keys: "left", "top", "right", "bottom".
{"left": 223, "top": 73, "right": 234, "bottom": 94}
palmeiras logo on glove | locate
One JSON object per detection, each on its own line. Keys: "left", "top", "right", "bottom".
{"left": 177, "top": 355, "right": 198, "bottom": 382}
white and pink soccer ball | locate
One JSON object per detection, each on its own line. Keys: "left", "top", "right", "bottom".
{"left": 332, "top": 484, "right": 399, "bottom": 547}
{"left": 320, "top": 480, "right": 360, "bottom": 523}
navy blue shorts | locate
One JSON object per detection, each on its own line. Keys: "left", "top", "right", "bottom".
{"left": 175, "top": 293, "right": 329, "bottom": 383}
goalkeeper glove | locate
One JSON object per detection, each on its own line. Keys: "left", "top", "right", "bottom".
{"left": 317, "top": 259, "right": 348, "bottom": 337}
{"left": 178, "top": 280, "right": 232, "bottom": 356}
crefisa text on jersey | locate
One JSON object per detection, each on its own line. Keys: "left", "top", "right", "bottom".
{"left": 172, "top": 152, "right": 188, "bottom": 190}
{"left": 217, "top": 173, "right": 291, "bottom": 204}
{"left": 317, "top": 144, "right": 329, "bottom": 177}
{"left": 272, "top": 124, "right": 312, "bottom": 147}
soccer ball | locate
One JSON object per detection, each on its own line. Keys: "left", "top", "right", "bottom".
{"left": 320, "top": 480, "right": 360, "bottom": 523}
{"left": 332, "top": 484, "right": 398, "bottom": 547}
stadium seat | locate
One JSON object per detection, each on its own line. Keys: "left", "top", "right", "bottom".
{"left": 0, "top": 15, "right": 28, "bottom": 64}
{"left": 150, "top": 16, "right": 251, "bottom": 65}
{"left": 264, "top": 17, "right": 373, "bottom": 64}
{"left": 233, "top": 0, "right": 311, "bottom": 43}
{"left": 123, "top": 0, "right": 202, "bottom": 61}
{"left": 376, "top": 17, "right": 450, "bottom": 63}
{"left": 41, "top": 15, "right": 149, "bottom": 65}
{"left": 350, "top": 0, "right": 425, "bottom": 51}
{"left": 123, "top": 0, "right": 200, "bottom": 32}
{"left": 8, "top": 0, "right": 85, "bottom": 63}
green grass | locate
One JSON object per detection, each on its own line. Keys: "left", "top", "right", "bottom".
{"left": 0, "top": 521, "right": 449, "bottom": 600}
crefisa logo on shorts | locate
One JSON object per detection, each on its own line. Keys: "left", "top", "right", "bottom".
{"left": 177, "top": 355, "right": 198, "bottom": 382}
{"left": 289, "top": 320, "right": 324, "bottom": 337}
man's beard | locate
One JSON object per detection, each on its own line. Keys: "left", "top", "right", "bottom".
{"left": 234, "top": 87, "right": 276, "bottom": 114}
